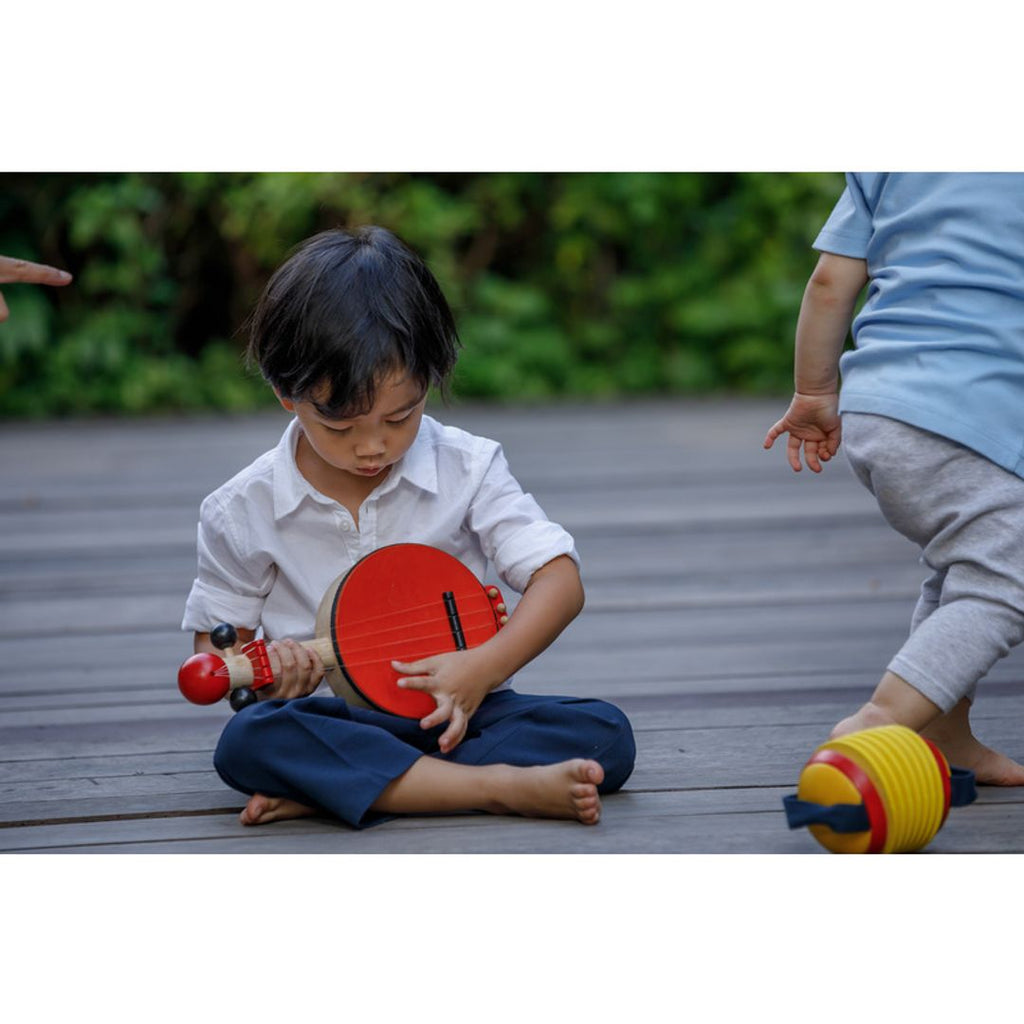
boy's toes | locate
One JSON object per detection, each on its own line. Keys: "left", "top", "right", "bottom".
{"left": 240, "top": 794, "right": 270, "bottom": 826}
{"left": 575, "top": 759, "right": 604, "bottom": 787}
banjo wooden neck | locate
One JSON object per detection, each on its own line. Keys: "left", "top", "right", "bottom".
{"left": 221, "top": 636, "right": 338, "bottom": 690}
{"left": 304, "top": 636, "right": 337, "bottom": 667}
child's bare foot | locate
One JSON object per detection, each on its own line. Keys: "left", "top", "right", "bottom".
{"left": 831, "top": 673, "right": 943, "bottom": 739}
{"left": 831, "top": 696, "right": 1024, "bottom": 786}
{"left": 921, "top": 701, "right": 1024, "bottom": 786}
{"left": 240, "top": 793, "right": 318, "bottom": 826}
{"left": 489, "top": 759, "right": 605, "bottom": 824}
{"left": 925, "top": 731, "right": 1024, "bottom": 786}
{"left": 830, "top": 701, "right": 897, "bottom": 739}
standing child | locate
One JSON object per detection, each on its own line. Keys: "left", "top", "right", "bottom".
{"left": 764, "top": 173, "right": 1024, "bottom": 785}
{"left": 182, "top": 226, "right": 635, "bottom": 828}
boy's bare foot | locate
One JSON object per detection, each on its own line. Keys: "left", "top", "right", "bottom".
{"left": 830, "top": 701, "right": 897, "bottom": 739}
{"left": 921, "top": 700, "right": 1024, "bottom": 786}
{"left": 240, "top": 793, "right": 318, "bottom": 826}
{"left": 924, "top": 731, "right": 1024, "bottom": 786}
{"left": 831, "top": 697, "right": 1024, "bottom": 786}
{"left": 488, "top": 759, "right": 605, "bottom": 824}
{"left": 831, "top": 672, "right": 943, "bottom": 739}
{"left": 371, "top": 756, "right": 607, "bottom": 823}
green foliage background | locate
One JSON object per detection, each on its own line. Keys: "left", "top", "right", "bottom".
{"left": 0, "top": 172, "right": 843, "bottom": 417}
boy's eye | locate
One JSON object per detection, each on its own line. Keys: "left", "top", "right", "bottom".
{"left": 324, "top": 424, "right": 353, "bottom": 434}
{"left": 386, "top": 411, "right": 414, "bottom": 425}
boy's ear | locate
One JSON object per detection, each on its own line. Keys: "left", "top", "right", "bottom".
{"left": 275, "top": 389, "right": 296, "bottom": 413}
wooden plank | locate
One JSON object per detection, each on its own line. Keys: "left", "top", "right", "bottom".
{"left": 6, "top": 782, "right": 1018, "bottom": 854}
{"left": 0, "top": 720, "right": 797, "bottom": 824}
{"left": 0, "top": 788, "right": 800, "bottom": 854}
{"left": 0, "top": 749, "right": 217, "bottom": 784}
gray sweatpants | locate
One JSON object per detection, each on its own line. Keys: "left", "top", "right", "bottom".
{"left": 842, "top": 412, "right": 1024, "bottom": 711}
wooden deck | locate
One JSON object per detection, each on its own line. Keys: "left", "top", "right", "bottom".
{"left": 3, "top": 397, "right": 1023, "bottom": 855}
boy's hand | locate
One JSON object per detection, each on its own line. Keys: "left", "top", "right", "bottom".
{"left": 392, "top": 649, "right": 496, "bottom": 754}
{"left": 763, "top": 392, "right": 841, "bottom": 473}
{"left": 265, "top": 638, "right": 325, "bottom": 700}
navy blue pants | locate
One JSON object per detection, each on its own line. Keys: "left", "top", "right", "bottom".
{"left": 214, "top": 689, "right": 636, "bottom": 828}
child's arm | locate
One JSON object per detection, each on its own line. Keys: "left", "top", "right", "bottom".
{"left": 392, "top": 554, "right": 585, "bottom": 753}
{"left": 193, "top": 629, "right": 325, "bottom": 701}
{"left": 764, "top": 252, "right": 868, "bottom": 472}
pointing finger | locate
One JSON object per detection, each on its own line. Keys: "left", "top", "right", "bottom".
{"left": 0, "top": 255, "right": 73, "bottom": 287}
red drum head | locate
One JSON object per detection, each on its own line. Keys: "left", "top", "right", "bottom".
{"left": 328, "top": 544, "right": 503, "bottom": 718}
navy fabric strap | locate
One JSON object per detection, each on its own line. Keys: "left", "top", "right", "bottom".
{"left": 784, "top": 765, "right": 977, "bottom": 833}
{"left": 950, "top": 766, "right": 977, "bottom": 807}
{"left": 782, "top": 795, "right": 870, "bottom": 833}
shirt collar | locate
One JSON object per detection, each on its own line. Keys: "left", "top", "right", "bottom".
{"left": 393, "top": 415, "right": 440, "bottom": 496}
{"left": 272, "top": 418, "right": 314, "bottom": 520}
{"left": 271, "top": 415, "right": 440, "bottom": 521}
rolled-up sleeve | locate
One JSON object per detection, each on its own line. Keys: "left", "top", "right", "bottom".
{"left": 181, "top": 493, "right": 277, "bottom": 632}
{"left": 466, "top": 443, "right": 578, "bottom": 594}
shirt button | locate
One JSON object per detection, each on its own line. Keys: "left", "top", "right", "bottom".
{"left": 340, "top": 520, "right": 351, "bottom": 532}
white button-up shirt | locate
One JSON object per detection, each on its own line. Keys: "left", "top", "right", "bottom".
{"left": 182, "top": 415, "right": 578, "bottom": 651}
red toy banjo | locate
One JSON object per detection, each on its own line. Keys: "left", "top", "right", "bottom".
{"left": 177, "top": 544, "right": 508, "bottom": 717}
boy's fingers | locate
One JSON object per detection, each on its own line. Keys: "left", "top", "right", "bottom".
{"left": 763, "top": 420, "right": 785, "bottom": 449}
{"left": 0, "top": 292, "right": 8, "bottom": 322}
{"left": 395, "top": 672, "right": 432, "bottom": 692}
{"left": 786, "top": 436, "right": 803, "bottom": 473}
{"left": 419, "top": 698, "right": 450, "bottom": 731}
{"left": 392, "top": 658, "right": 430, "bottom": 675}
{"left": 437, "top": 713, "right": 467, "bottom": 753}
{"left": 271, "top": 640, "right": 302, "bottom": 685}
{"left": 0, "top": 255, "right": 73, "bottom": 286}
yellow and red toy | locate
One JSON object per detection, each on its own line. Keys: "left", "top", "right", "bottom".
{"left": 783, "top": 724, "right": 976, "bottom": 853}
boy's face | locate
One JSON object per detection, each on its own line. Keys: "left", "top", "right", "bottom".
{"left": 279, "top": 372, "right": 428, "bottom": 484}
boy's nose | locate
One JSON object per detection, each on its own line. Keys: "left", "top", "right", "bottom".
{"left": 355, "top": 436, "right": 386, "bottom": 457}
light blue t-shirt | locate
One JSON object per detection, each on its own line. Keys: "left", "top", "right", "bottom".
{"left": 814, "top": 172, "right": 1024, "bottom": 479}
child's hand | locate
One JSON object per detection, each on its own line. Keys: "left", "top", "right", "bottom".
{"left": 763, "top": 392, "right": 842, "bottom": 473}
{"left": 392, "top": 649, "right": 496, "bottom": 754}
{"left": 265, "top": 638, "right": 325, "bottom": 700}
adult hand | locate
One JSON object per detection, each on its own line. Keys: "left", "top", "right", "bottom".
{"left": 0, "top": 255, "right": 73, "bottom": 322}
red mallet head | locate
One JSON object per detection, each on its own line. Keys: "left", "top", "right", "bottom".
{"left": 178, "top": 653, "right": 230, "bottom": 705}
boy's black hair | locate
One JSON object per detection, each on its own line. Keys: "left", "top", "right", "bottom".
{"left": 248, "top": 226, "right": 460, "bottom": 417}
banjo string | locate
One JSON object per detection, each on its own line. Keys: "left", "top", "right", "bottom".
{"left": 335, "top": 606, "right": 500, "bottom": 658}
{"left": 334, "top": 591, "right": 499, "bottom": 632}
